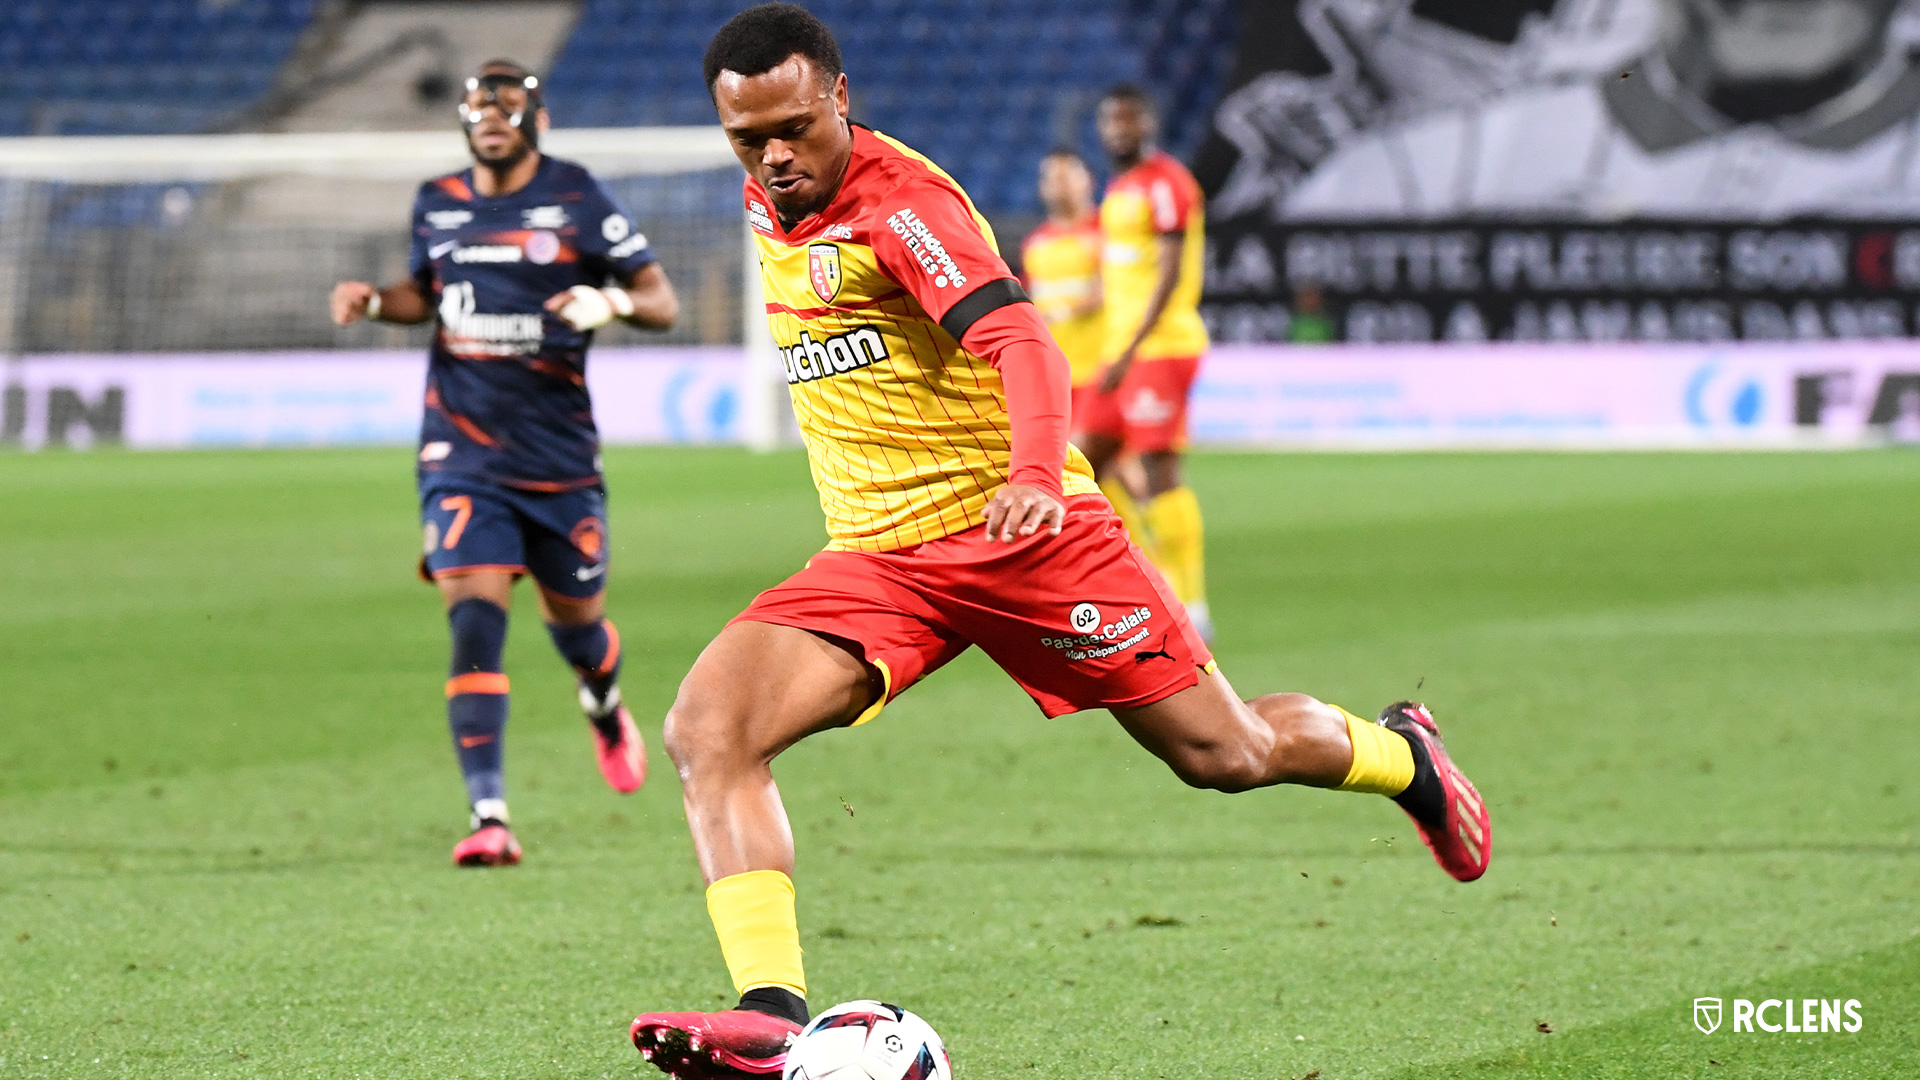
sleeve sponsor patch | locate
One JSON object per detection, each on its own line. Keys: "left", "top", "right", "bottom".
{"left": 885, "top": 208, "right": 969, "bottom": 289}
{"left": 608, "top": 232, "right": 650, "bottom": 259}
{"left": 1149, "top": 178, "right": 1182, "bottom": 232}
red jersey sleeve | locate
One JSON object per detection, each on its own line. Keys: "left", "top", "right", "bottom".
{"left": 869, "top": 177, "right": 1018, "bottom": 328}
{"left": 1143, "top": 161, "right": 1196, "bottom": 234}
{"left": 869, "top": 179, "right": 1070, "bottom": 496}
{"left": 959, "top": 304, "right": 1071, "bottom": 497}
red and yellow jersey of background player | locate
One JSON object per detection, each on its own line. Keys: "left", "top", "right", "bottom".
{"left": 1100, "top": 151, "right": 1209, "bottom": 362}
{"left": 746, "top": 125, "right": 1100, "bottom": 553}
{"left": 1019, "top": 217, "right": 1104, "bottom": 387}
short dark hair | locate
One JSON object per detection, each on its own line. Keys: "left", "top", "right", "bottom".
{"left": 1100, "top": 82, "right": 1157, "bottom": 114}
{"left": 478, "top": 58, "right": 534, "bottom": 78}
{"left": 1043, "top": 146, "right": 1086, "bottom": 164}
{"left": 703, "top": 4, "right": 844, "bottom": 95}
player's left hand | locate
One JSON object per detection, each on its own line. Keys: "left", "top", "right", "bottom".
{"left": 1098, "top": 352, "right": 1136, "bottom": 393}
{"left": 983, "top": 484, "right": 1066, "bottom": 543}
{"left": 547, "top": 285, "right": 636, "bottom": 331}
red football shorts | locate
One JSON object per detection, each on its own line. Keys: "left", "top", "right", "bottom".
{"left": 1073, "top": 355, "right": 1202, "bottom": 453}
{"left": 731, "top": 494, "right": 1214, "bottom": 720}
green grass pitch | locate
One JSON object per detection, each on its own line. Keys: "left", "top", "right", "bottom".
{"left": 2, "top": 446, "right": 1917, "bottom": 1079}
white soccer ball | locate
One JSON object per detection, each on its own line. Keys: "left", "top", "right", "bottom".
{"left": 781, "top": 1000, "right": 951, "bottom": 1080}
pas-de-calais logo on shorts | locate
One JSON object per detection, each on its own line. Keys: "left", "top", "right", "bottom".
{"left": 1694, "top": 996, "right": 1863, "bottom": 1034}
{"left": 1069, "top": 603, "right": 1101, "bottom": 634}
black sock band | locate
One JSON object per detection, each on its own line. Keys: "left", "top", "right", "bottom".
{"left": 1389, "top": 730, "right": 1446, "bottom": 826}
{"left": 546, "top": 618, "right": 622, "bottom": 732}
{"left": 737, "top": 986, "right": 809, "bottom": 1027}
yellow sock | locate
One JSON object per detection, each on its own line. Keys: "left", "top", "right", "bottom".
{"left": 705, "top": 870, "right": 807, "bottom": 997}
{"left": 1334, "top": 707, "right": 1415, "bottom": 796}
{"left": 1101, "top": 477, "right": 1154, "bottom": 557}
{"left": 1145, "top": 485, "right": 1206, "bottom": 605}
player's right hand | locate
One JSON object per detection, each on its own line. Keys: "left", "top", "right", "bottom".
{"left": 983, "top": 483, "right": 1066, "bottom": 543}
{"left": 549, "top": 285, "right": 636, "bottom": 331}
{"left": 330, "top": 281, "right": 378, "bottom": 326}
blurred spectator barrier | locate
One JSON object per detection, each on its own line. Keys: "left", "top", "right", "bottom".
{"left": 9, "top": 343, "right": 1918, "bottom": 451}
{"left": 0, "top": 126, "right": 792, "bottom": 448}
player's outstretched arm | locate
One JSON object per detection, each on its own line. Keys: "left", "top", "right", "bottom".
{"left": 329, "top": 280, "right": 432, "bottom": 326}
{"left": 616, "top": 263, "right": 679, "bottom": 329}
{"left": 1099, "top": 235, "right": 1183, "bottom": 392}
{"left": 963, "top": 303, "right": 1072, "bottom": 542}
{"left": 547, "top": 264, "right": 679, "bottom": 332}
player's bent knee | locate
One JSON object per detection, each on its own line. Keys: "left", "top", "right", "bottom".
{"left": 537, "top": 586, "right": 604, "bottom": 626}
{"left": 661, "top": 676, "right": 790, "bottom": 778}
{"left": 661, "top": 697, "right": 751, "bottom": 774}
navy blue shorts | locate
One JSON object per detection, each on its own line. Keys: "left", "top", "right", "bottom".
{"left": 419, "top": 473, "right": 609, "bottom": 599}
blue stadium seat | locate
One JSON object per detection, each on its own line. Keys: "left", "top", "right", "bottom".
{"left": 548, "top": 1, "right": 1232, "bottom": 211}
{"left": 11, "top": 0, "right": 316, "bottom": 135}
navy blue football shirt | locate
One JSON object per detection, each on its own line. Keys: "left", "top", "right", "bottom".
{"left": 409, "top": 155, "right": 657, "bottom": 489}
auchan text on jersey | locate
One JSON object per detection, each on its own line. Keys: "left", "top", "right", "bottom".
{"left": 779, "top": 327, "right": 890, "bottom": 385}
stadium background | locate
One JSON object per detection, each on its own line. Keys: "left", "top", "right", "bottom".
{"left": 0, "top": 0, "right": 1228, "bottom": 352}
{"left": 3, "top": 2, "right": 1919, "bottom": 1078}
{"left": 13, "top": 0, "right": 1920, "bottom": 451}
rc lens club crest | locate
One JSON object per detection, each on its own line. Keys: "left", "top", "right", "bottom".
{"left": 809, "top": 243, "right": 842, "bottom": 303}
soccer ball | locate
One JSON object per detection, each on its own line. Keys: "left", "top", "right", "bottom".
{"left": 781, "top": 1000, "right": 951, "bottom": 1080}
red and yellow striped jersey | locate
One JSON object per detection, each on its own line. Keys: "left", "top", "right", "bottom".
{"left": 1100, "top": 151, "right": 1209, "bottom": 361}
{"left": 747, "top": 127, "right": 1100, "bottom": 553}
{"left": 1020, "top": 217, "right": 1104, "bottom": 386}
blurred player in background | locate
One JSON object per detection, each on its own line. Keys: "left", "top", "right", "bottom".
{"left": 626, "top": 8, "right": 1491, "bottom": 1078}
{"left": 328, "top": 59, "right": 678, "bottom": 867}
{"left": 1022, "top": 149, "right": 1158, "bottom": 543}
{"left": 1022, "top": 149, "right": 1105, "bottom": 443}
{"left": 1083, "top": 84, "right": 1214, "bottom": 640}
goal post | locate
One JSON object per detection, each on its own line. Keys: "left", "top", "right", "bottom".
{"left": 0, "top": 127, "right": 791, "bottom": 449}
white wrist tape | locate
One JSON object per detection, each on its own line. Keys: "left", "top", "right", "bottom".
{"left": 365, "top": 291, "right": 383, "bottom": 321}
{"left": 556, "top": 285, "right": 634, "bottom": 331}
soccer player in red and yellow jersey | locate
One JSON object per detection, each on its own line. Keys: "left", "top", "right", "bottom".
{"left": 1022, "top": 148, "right": 1164, "bottom": 545}
{"left": 1081, "top": 84, "right": 1214, "bottom": 639}
{"left": 1021, "top": 149, "right": 1105, "bottom": 423}
{"left": 628, "top": 9, "right": 1491, "bottom": 1077}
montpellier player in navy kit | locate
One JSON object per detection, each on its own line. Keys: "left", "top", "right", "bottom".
{"left": 329, "top": 59, "right": 679, "bottom": 867}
